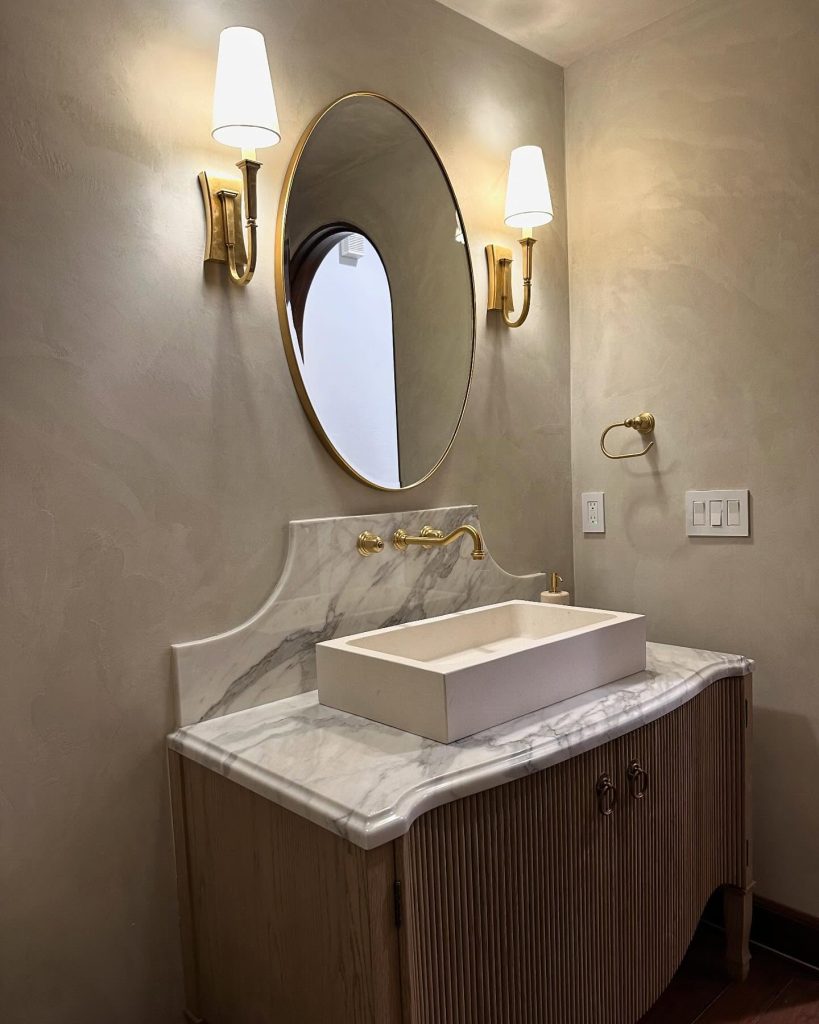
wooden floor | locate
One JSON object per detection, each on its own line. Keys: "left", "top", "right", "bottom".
{"left": 639, "top": 925, "right": 819, "bottom": 1023}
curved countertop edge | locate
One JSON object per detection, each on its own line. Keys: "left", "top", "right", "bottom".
{"left": 168, "top": 644, "right": 753, "bottom": 851}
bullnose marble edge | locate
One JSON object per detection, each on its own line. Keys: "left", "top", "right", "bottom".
{"left": 167, "top": 642, "right": 753, "bottom": 851}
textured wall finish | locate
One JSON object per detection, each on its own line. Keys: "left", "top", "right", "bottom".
{"left": 436, "top": 0, "right": 697, "bottom": 65}
{"left": 566, "top": 0, "right": 819, "bottom": 914}
{"left": 0, "top": 1, "right": 571, "bottom": 1021}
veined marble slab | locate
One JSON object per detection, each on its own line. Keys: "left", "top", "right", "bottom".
{"left": 172, "top": 505, "right": 545, "bottom": 726}
{"left": 168, "top": 642, "right": 753, "bottom": 850}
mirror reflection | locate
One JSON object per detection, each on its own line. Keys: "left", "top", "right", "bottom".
{"left": 297, "top": 231, "right": 399, "bottom": 487}
{"left": 279, "top": 94, "right": 475, "bottom": 490}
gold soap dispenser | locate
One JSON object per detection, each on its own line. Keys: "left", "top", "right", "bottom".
{"left": 541, "top": 571, "right": 571, "bottom": 606}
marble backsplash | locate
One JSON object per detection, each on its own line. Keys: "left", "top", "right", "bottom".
{"left": 173, "top": 505, "right": 545, "bottom": 726}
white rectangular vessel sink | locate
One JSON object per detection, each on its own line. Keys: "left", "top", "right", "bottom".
{"left": 317, "top": 600, "right": 646, "bottom": 743}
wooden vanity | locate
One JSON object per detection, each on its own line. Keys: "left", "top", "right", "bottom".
{"left": 169, "top": 661, "right": 753, "bottom": 1024}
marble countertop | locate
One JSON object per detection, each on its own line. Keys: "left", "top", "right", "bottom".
{"left": 168, "top": 642, "right": 752, "bottom": 850}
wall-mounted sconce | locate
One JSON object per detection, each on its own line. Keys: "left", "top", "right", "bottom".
{"left": 485, "top": 145, "right": 553, "bottom": 328}
{"left": 199, "top": 27, "right": 280, "bottom": 286}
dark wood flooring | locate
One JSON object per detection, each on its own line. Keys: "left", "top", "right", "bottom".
{"left": 639, "top": 925, "right": 819, "bottom": 1023}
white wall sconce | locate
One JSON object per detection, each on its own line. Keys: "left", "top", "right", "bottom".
{"left": 485, "top": 145, "right": 553, "bottom": 328}
{"left": 198, "top": 27, "right": 281, "bottom": 286}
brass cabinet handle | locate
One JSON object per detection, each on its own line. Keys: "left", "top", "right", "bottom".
{"left": 596, "top": 773, "right": 617, "bottom": 816}
{"left": 627, "top": 759, "right": 649, "bottom": 799}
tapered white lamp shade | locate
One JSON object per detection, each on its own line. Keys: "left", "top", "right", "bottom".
{"left": 504, "top": 145, "right": 553, "bottom": 228}
{"left": 212, "top": 27, "right": 280, "bottom": 149}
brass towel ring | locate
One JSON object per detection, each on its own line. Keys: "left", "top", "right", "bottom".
{"left": 600, "top": 412, "right": 656, "bottom": 460}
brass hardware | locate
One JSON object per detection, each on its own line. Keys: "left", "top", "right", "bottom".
{"left": 627, "top": 759, "right": 649, "bottom": 799}
{"left": 275, "top": 92, "right": 476, "bottom": 492}
{"left": 415, "top": 526, "right": 445, "bottom": 546}
{"left": 485, "top": 244, "right": 513, "bottom": 310}
{"left": 485, "top": 231, "right": 535, "bottom": 328}
{"left": 393, "top": 523, "right": 485, "bottom": 560}
{"left": 600, "top": 412, "right": 656, "bottom": 460}
{"left": 199, "top": 171, "right": 248, "bottom": 267}
{"left": 356, "top": 531, "right": 385, "bottom": 557}
{"left": 549, "top": 572, "right": 564, "bottom": 595}
{"left": 596, "top": 773, "right": 617, "bottom": 816}
{"left": 199, "top": 158, "right": 261, "bottom": 286}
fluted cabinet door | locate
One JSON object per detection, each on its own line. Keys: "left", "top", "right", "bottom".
{"left": 617, "top": 673, "right": 747, "bottom": 1014}
{"left": 396, "top": 677, "right": 749, "bottom": 1024}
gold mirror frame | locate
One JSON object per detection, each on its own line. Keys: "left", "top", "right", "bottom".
{"left": 274, "top": 92, "right": 476, "bottom": 492}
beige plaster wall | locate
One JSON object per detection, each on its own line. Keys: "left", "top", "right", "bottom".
{"left": 567, "top": 0, "right": 819, "bottom": 914}
{"left": 0, "top": 0, "right": 571, "bottom": 1020}
{"left": 437, "top": 0, "right": 697, "bottom": 66}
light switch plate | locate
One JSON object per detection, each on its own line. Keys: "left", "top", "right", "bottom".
{"left": 686, "top": 489, "right": 749, "bottom": 537}
{"left": 582, "top": 491, "right": 605, "bottom": 534}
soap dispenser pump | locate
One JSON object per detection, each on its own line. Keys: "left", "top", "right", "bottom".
{"left": 541, "top": 571, "right": 571, "bottom": 605}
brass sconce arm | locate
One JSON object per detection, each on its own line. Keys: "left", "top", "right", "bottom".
{"left": 502, "top": 235, "right": 534, "bottom": 329}
{"left": 486, "top": 234, "right": 536, "bottom": 329}
{"left": 600, "top": 412, "right": 656, "bottom": 460}
{"left": 199, "top": 157, "right": 263, "bottom": 287}
{"left": 393, "top": 524, "right": 486, "bottom": 560}
{"left": 215, "top": 157, "right": 260, "bottom": 287}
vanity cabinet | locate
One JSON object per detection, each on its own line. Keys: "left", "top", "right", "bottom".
{"left": 170, "top": 675, "right": 752, "bottom": 1024}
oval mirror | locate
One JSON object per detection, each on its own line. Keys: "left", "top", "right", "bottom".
{"left": 276, "top": 93, "right": 475, "bottom": 490}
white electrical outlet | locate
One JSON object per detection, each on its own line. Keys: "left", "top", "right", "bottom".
{"left": 582, "top": 492, "right": 605, "bottom": 534}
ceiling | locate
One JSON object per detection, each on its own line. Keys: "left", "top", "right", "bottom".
{"left": 435, "top": 0, "right": 696, "bottom": 66}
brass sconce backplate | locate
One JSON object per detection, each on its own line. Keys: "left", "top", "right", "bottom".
{"left": 198, "top": 171, "right": 248, "bottom": 266}
{"left": 485, "top": 244, "right": 513, "bottom": 312}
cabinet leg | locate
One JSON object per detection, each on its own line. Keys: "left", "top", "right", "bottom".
{"left": 723, "top": 885, "right": 753, "bottom": 981}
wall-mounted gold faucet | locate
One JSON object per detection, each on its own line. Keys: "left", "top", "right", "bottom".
{"left": 393, "top": 524, "right": 485, "bottom": 560}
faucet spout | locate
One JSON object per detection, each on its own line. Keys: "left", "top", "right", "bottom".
{"left": 393, "top": 523, "right": 486, "bottom": 560}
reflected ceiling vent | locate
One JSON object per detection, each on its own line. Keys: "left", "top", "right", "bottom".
{"left": 339, "top": 234, "right": 366, "bottom": 265}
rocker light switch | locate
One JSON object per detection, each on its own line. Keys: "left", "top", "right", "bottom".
{"left": 686, "top": 490, "right": 750, "bottom": 537}
{"left": 709, "top": 501, "right": 723, "bottom": 527}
